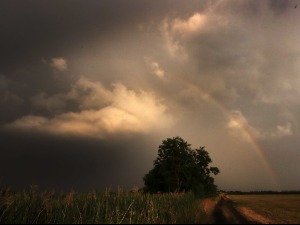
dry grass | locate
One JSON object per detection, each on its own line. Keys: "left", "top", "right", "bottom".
{"left": 229, "top": 194, "right": 300, "bottom": 224}
{"left": 0, "top": 187, "right": 209, "bottom": 224}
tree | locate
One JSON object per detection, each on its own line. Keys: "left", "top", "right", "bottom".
{"left": 143, "top": 136, "right": 220, "bottom": 197}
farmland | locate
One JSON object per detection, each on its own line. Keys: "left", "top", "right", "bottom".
{"left": 228, "top": 194, "right": 300, "bottom": 224}
{"left": 0, "top": 187, "right": 213, "bottom": 224}
{"left": 2, "top": 187, "right": 300, "bottom": 224}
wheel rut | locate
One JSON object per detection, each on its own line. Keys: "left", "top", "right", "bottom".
{"left": 212, "top": 195, "right": 259, "bottom": 224}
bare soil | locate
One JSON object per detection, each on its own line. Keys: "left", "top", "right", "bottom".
{"left": 238, "top": 207, "right": 274, "bottom": 224}
{"left": 211, "top": 194, "right": 273, "bottom": 224}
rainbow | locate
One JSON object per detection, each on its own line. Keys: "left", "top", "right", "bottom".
{"left": 179, "top": 78, "right": 280, "bottom": 190}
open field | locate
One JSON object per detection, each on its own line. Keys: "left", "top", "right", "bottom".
{"left": 228, "top": 194, "right": 300, "bottom": 224}
{"left": 4, "top": 187, "right": 300, "bottom": 224}
{"left": 0, "top": 187, "right": 213, "bottom": 224}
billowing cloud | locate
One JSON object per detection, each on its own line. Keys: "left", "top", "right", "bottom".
{"left": 2, "top": 0, "right": 300, "bottom": 191}
{"left": 50, "top": 57, "right": 68, "bottom": 71}
{"left": 160, "top": 20, "right": 188, "bottom": 60}
{"left": 145, "top": 58, "right": 165, "bottom": 79}
{"left": 228, "top": 110, "right": 293, "bottom": 140}
{"left": 276, "top": 123, "right": 293, "bottom": 138}
{"left": 227, "top": 110, "right": 262, "bottom": 140}
{"left": 7, "top": 78, "right": 173, "bottom": 138}
{"left": 161, "top": 0, "right": 300, "bottom": 109}
{"left": 69, "top": 77, "right": 113, "bottom": 109}
{"left": 30, "top": 77, "right": 113, "bottom": 112}
{"left": 171, "top": 13, "right": 206, "bottom": 36}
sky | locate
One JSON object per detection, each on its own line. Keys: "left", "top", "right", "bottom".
{"left": 1, "top": 0, "right": 300, "bottom": 192}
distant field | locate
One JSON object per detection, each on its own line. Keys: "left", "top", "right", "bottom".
{"left": 0, "top": 187, "right": 211, "bottom": 224}
{"left": 228, "top": 194, "right": 300, "bottom": 224}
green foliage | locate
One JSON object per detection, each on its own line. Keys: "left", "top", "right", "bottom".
{"left": 143, "top": 137, "right": 220, "bottom": 197}
{"left": 0, "top": 187, "right": 207, "bottom": 224}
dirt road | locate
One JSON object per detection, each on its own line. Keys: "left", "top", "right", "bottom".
{"left": 212, "top": 194, "right": 257, "bottom": 224}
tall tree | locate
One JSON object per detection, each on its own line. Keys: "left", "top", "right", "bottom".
{"left": 143, "top": 137, "right": 220, "bottom": 196}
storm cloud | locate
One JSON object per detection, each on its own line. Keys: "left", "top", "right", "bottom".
{"left": 1, "top": 0, "right": 300, "bottom": 191}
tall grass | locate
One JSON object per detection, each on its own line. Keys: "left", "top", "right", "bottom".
{"left": 0, "top": 186, "right": 207, "bottom": 224}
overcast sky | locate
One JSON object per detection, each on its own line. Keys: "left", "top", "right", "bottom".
{"left": 1, "top": 0, "right": 300, "bottom": 192}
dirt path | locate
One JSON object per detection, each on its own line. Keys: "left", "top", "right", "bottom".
{"left": 212, "top": 194, "right": 257, "bottom": 224}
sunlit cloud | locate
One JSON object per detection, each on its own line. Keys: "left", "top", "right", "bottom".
{"left": 227, "top": 110, "right": 249, "bottom": 130}
{"left": 227, "top": 110, "right": 262, "bottom": 141}
{"left": 2, "top": 0, "right": 300, "bottom": 191}
{"left": 160, "top": 20, "right": 187, "bottom": 59}
{"left": 50, "top": 57, "right": 68, "bottom": 71}
{"left": 276, "top": 123, "right": 293, "bottom": 137}
{"left": 145, "top": 58, "right": 165, "bottom": 79}
{"left": 228, "top": 110, "right": 293, "bottom": 140}
{"left": 7, "top": 78, "right": 174, "bottom": 138}
{"left": 69, "top": 77, "right": 113, "bottom": 109}
{"left": 171, "top": 13, "right": 206, "bottom": 35}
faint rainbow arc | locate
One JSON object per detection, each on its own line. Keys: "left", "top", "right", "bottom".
{"left": 180, "top": 78, "right": 280, "bottom": 190}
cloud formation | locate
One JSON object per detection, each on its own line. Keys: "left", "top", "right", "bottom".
{"left": 50, "top": 57, "right": 68, "bottom": 71}
{"left": 8, "top": 77, "right": 173, "bottom": 138}
{"left": 1, "top": 0, "right": 300, "bottom": 191}
{"left": 228, "top": 110, "right": 293, "bottom": 140}
{"left": 160, "top": 0, "right": 300, "bottom": 137}
{"left": 145, "top": 58, "right": 165, "bottom": 79}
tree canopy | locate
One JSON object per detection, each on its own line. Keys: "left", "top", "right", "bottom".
{"left": 143, "top": 136, "right": 220, "bottom": 197}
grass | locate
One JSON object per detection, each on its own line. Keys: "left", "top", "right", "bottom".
{"left": 0, "top": 186, "right": 209, "bottom": 224}
{"left": 229, "top": 194, "right": 300, "bottom": 224}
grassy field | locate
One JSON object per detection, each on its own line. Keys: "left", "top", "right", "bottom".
{"left": 0, "top": 187, "right": 211, "bottom": 224}
{"left": 229, "top": 194, "right": 300, "bottom": 224}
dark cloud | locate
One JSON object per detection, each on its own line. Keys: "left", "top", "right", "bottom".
{"left": 0, "top": 0, "right": 209, "bottom": 73}
{"left": 0, "top": 129, "right": 157, "bottom": 191}
{"left": 1, "top": 0, "right": 300, "bottom": 191}
{"left": 268, "top": 0, "right": 293, "bottom": 14}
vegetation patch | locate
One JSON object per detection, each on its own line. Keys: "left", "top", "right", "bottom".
{"left": 0, "top": 187, "right": 209, "bottom": 224}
